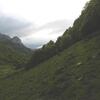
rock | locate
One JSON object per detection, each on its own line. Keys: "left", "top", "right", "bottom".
{"left": 11, "top": 36, "right": 22, "bottom": 45}
{"left": 76, "top": 62, "right": 82, "bottom": 66}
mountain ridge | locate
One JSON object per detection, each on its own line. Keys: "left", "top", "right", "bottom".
{"left": 0, "top": 33, "right": 32, "bottom": 68}
{"left": 0, "top": 30, "right": 100, "bottom": 100}
{"left": 27, "top": 0, "right": 100, "bottom": 68}
{"left": 0, "top": 0, "right": 100, "bottom": 99}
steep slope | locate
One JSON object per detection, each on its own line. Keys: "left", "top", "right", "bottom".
{"left": 0, "top": 32, "right": 100, "bottom": 100}
{"left": 0, "top": 0, "right": 100, "bottom": 99}
{"left": 0, "top": 33, "right": 32, "bottom": 68}
{"left": 28, "top": 0, "right": 100, "bottom": 68}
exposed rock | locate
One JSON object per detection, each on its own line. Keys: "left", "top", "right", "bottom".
{"left": 11, "top": 36, "right": 22, "bottom": 45}
{"left": 76, "top": 62, "right": 82, "bottom": 66}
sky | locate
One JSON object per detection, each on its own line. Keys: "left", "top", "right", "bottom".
{"left": 0, "top": 0, "right": 90, "bottom": 48}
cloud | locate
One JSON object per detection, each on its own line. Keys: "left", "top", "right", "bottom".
{"left": 39, "top": 20, "right": 72, "bottom": 29}
{"left": 22, "top": 19, "right": 73, "bottom": 48}
{"left": 0, "top": 15, "right": 34, "bottom": 37}
{"left": 33, "top": 19, "right": 73, "bottom": 33}
{"left": 38, "top": 19, "right": 73, "bottom": 34}
{"left": 0, "top": 14, "right": 73, "bottom": 48}
{"left": 0, "top": 0, "right": 89, "bottom": 49}
{"left": 22, "top": 19, "right": 73, "bottom": 37}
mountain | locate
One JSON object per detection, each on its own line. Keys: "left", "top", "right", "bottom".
{"left": 0, "top": 0, "right": 100, "bottom": 100}
{"left": 11, "top": 36, "right": 22, "bottom": 45}
{"left": 27, "top": 0, "right": 100, "bottom": 68}
{"left": 0, "top": 33, "right": 32, "bottom": 68}
{"left": 0, "top": 31, "right": 100, "bottom": 100}
{"left": 0, "top": 33, "right": 10, "bottom": 41}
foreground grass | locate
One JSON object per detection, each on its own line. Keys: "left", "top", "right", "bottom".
{"left": 0, "top": 64, "right": 24, "bottom": 79}
{"left": 0, "top": 34, "right": 100, "bottom": 100}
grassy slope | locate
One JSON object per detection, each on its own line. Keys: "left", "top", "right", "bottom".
{"left": 0, "top": 40, "right": 31, "bottom": 65}
{"left": 0, "top": 33, "right": 100, "bottom": 100}
{"left": 0, "top": 65, "right": 22, "bottom": 79}
{"left": 0, "top": 40, "right": 32, "bottom": 78}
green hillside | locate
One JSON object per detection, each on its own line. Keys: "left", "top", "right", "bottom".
{"left": 0, "top": 34, "right": 32, "bottom": 77}
{"left": 0, "top": 0, "right": 100, "bottom": 99}
{"left": 0, "top": 31, "right": 100, "bottom": 100}
{"left": 0, "top": 34, "right": 32, "bottom": 66}
{"left": 28, "top": 0, "right": 100, "bottom": 68}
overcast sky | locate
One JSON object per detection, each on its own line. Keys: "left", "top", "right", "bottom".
{"left": 0, "top": 0, "right": 90, "bottom": 48}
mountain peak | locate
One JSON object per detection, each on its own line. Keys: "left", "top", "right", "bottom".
{"left": 11, "top": 36, "right": 22, "bottom": 45}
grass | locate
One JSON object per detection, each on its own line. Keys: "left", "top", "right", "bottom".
{"left": 0, "top": 64, "right": 23, "bottom": 79}
{"left": 0, "top": 40, "right": 32, "bottom": 68}
{"left": 0, "top": 33, "right": 100, "bottom": 100}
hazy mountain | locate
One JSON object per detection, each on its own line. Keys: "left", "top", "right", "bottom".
{"left": 0, "top": 33, "right": 32, "bottom": 68}
{"left": 11, "top": 36, "right": 22, "bottom": 44}
{"left": 0, "top": 33, "right": 10, "bottom": 41}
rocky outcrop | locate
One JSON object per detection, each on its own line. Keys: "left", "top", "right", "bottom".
{"left": 11, "top": 36, "right": 22, "bottom": 45}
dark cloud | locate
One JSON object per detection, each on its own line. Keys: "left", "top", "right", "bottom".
{"left": 0, "top": 15, "right": 34, "bottom": 37}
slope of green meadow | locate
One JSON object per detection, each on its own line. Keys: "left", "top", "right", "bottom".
{"left": 0, "top": 32, "right": 100, "bottom": 100}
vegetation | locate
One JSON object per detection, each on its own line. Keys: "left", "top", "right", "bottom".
{"left": 28, "top": 40, "right": 56, "bottom": 67}
{"left": 0, "top": 0, "right": 100, "bottom": 99}
{"left": 0, "top": 34, "right": 32, "bottom": 69}
{"left": 27, "top": 0, "right": 100, "bottom": 68}
{"left": 0, "top": 32, "right": 100, "bottom": 100}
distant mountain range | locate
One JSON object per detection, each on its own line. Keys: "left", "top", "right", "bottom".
{"left": 0, "top": 33, "right": 32, "bottom": 68}
{"left": 0, "top": 33, "right": 23, "bottom": 45}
